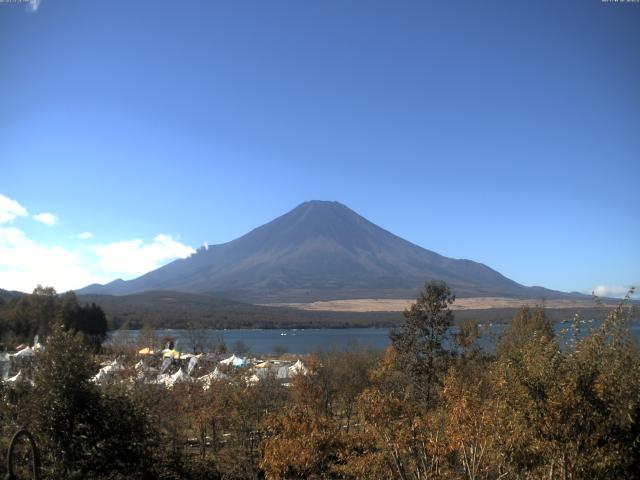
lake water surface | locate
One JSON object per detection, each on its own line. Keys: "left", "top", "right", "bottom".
{"left": 109, "top": 320, "right": 640, "bottom": 355}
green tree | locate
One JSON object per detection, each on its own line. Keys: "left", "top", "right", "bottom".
{"left": 28, "top": 322, "right": 156, "bottom": 479}
{"left": 29, "top": 322, "right": 101, "bottom": 478}
{"left": 2, "top": 285, "right": 57, "bottom": 341}
{"left": 0, "top": 287, "right": 107, "bottom": 348}
{"left": 57, "top": 291, "right": 108, "bottom": 351}
{"left": 390, "top": 280, "right": 455, "bottom": 405}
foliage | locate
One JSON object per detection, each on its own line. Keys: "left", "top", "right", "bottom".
{"left": 496, "top": 304, "right": 554, "bottom": 357}
{"left": 57, "top": 291, "right": 108, "bottom": 351}
{"left": 491, "top": 295, "right": 640, "bottom": 479}
{"left": 390, "top": 280, "right": 455, "bottom": 405}
{"left": 453, "top": 318, "right": 481, "bottom": 355}
{"left": 261, "top": 406, "right": 345, "bottom": 479}
{"left": 259, "top": 351, "right": 379, "bottom": 479}
{"left": 26, "top": 323, "right": 156, "bottom": 480}
{"left": 1, "top": 282, "right": 639, "bottom": 480}
{"left": 0, "top": 286, "right": 108, "bottom": 349}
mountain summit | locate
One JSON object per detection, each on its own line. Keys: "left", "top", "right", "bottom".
{"left": 77, "top": 201, "right": 562, "bottom": 302}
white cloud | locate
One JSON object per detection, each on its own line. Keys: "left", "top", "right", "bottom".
{"left": 0, "top": 225, "right": 108, "bottom": 293}
{"left": 33, "top": 212, "right": 57, "bottom": 226}
{"left": 0, "top": 194, "right": 196, "bottom": 293}
{"left": 92, "top": 234, "right": 195, "bottom": 276}
{"left": 591, "top": 284, "right": 638, "bottom": 299}
{"left": 27, "top": 0, "right": 41, "bottom": 13}
{"left": 0, "top": 227, "right": 195, "bottom": 293}
{"left": 0, "top": 194, "right": 28, "bottom": 224}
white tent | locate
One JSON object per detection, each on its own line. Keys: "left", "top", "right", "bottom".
{"left": 91, "top": 360, "right": 124, "bottom": 384}
{"left": 276, "top": 366, "right": 291, "bottom": 379}
{"left": 6, "top": 370, "right": 24, "bottom": 383}
{"left": 102, "top": 361, "right": 123, "bottom": 375}
{"left": 246, "top": 366, "right": 280, "bottom": 385}
{"left": 164, "top": 368, "right": 192, "bottom": 389}
{"left": 91, "top": 369, "right": 112, "bottom": 384}
{"left": 187, "top": 355, "right": 199, "bottom": 375}
{"left": 254, "top": 368, "right": 271, "bottom": 380}
{"left": 219, "top": 354, "right": 235, "bottom": 365}
{"left": 100, "top": 359, "right": 124, "bottom": 371}
{"left": 219, "top": 354, "right": 246, "bottom": 367}
{"left": 256, "top": 359, "right": 283, "bottom": 369}
{"left": 12, "top": 346, "right": 34, "bottom": 358}
{"left": 160, "top": 357, "right": 173, "bottom": 374}
{"left": 198, "top": 368, "right": 229, "bottom": 390}
{"left": 134, "top": 360, "right": 158, "bottom": 381}
{"left": 289, "top": 360, "right": 309, "bottom": 376}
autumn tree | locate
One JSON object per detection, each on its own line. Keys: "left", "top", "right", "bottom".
{"left": 442, "top": 367, "right": 506, "bottom": 480}
{"left": 453, "top": 318, "right": 481, "bottom": 357}
{"left": 496, "top": 304, "right": 553, "bottom": 358}
{"left": 260, "top": 358, "right": 346, "bottom": 479}
{"left": 330, "top": 349, "right": 378, "bottom": 433}
{"left": 135, "top": 322, "right": 158, "bottom": 351}
{"left": 491, "top": 296, "right": 640, "bottom": 479}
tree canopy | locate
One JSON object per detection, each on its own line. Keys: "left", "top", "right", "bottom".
{"left": 0, "top": 286, "right": 107, "bottom": 348}
{"left": 390, "top": 280, "right": 455, "bottom": 404}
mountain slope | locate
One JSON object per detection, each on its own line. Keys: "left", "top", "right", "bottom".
{"left": 77, "top": 201, "right": 571, "bottom": 302}
{"left": 0, "top": 288, "right": 27, "bottom": 303}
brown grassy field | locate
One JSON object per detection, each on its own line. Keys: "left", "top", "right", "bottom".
{"left": 264, "top": 296, "right": 617, "bottom": 312}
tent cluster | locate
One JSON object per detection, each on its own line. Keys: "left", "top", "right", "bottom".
{"left": 0, "top": 335, "right": 309, "bottom": 391}
{"left": 90, "top": 348, "right": 308, "bottom": 390}
{"left": 91, "top": 359, "right": 125, "bottom": 384}
{"left": 0, "top": 336, "right": 44, "bottom": 384}
{"left": 246, "top": 359, "right": 309, "bottom": 385}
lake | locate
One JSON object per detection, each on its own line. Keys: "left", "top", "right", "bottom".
{"left": 108, "top": 319, "right": 640, "bottom": 355}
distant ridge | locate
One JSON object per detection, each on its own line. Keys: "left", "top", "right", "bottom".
{"left": 77, "top": 201, "right": 580, "bottom": 303}
{"left": 0, "top": 288, "right": 26, "bottom": 303}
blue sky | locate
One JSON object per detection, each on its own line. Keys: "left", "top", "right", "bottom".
{"left": 1, "top": 0, "right": 638, "bottom": 297}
